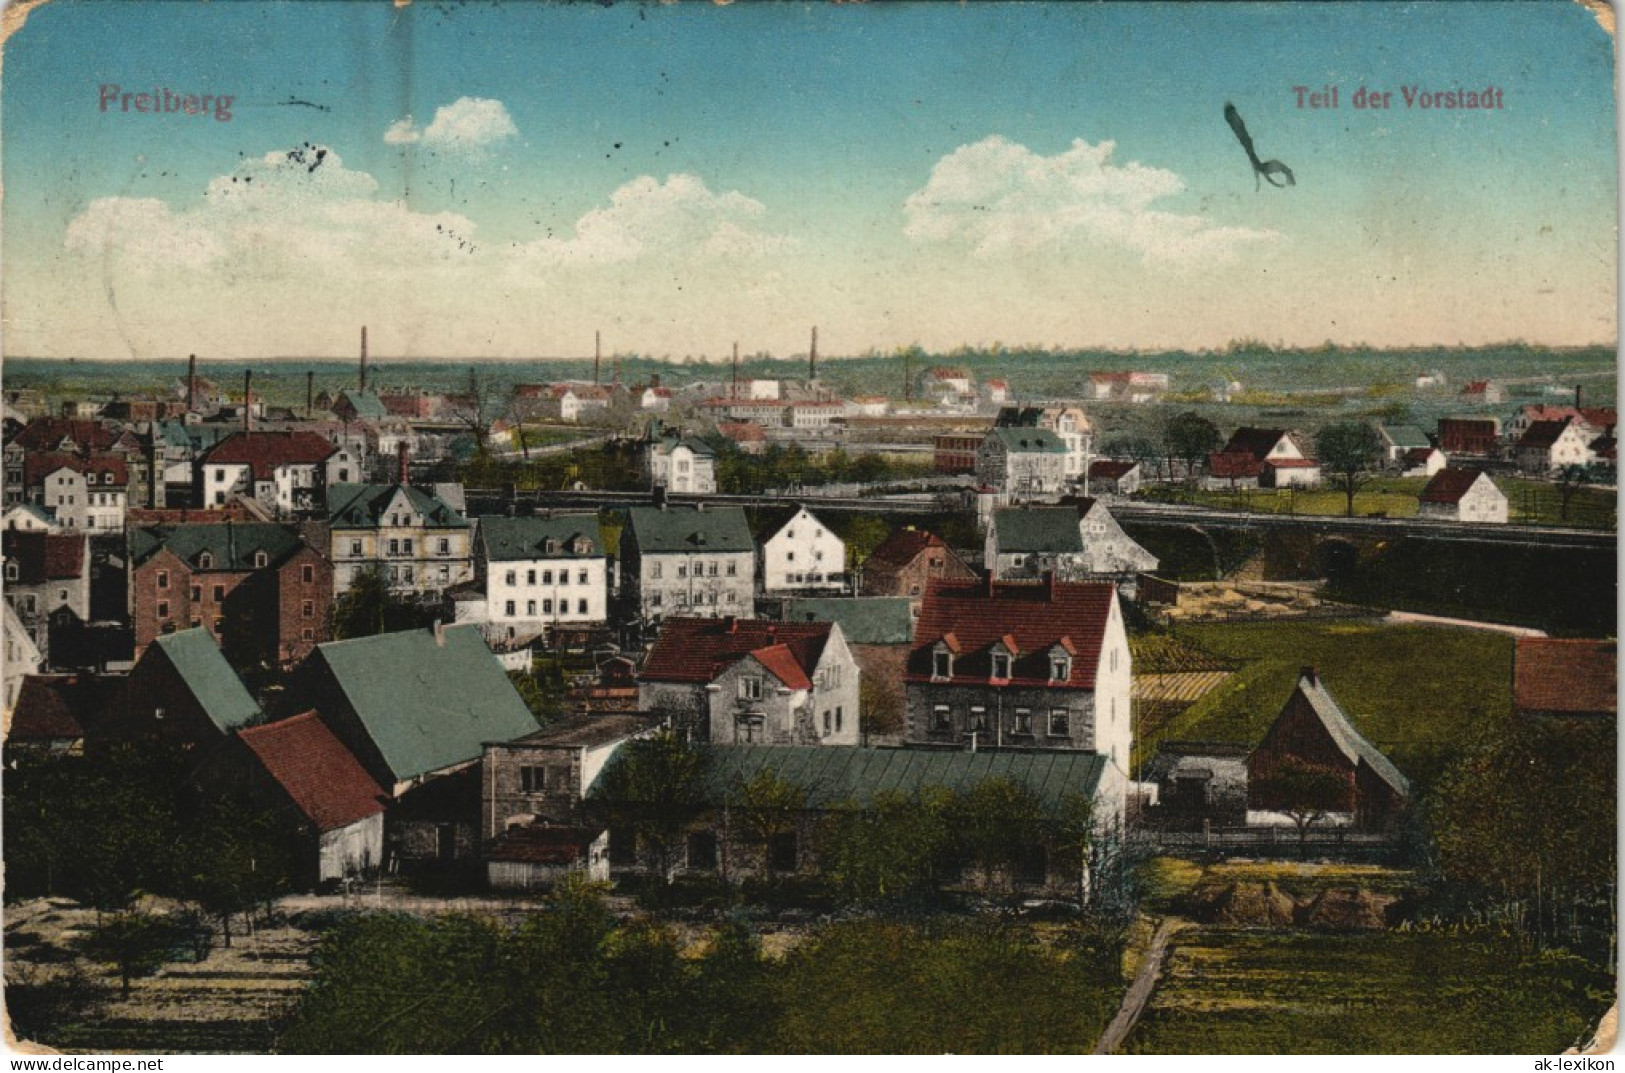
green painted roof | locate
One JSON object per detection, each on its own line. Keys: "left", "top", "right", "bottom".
{"left": 783, "top": 597, "right": 915, "bottom": 645}
{"left": 150, "top": 628, "right": 261, "bottom": 733}
{"left": 989, "top": 428, "right": 1068, "bottom": 454}
{"left": 1379, "top": 425, "right": 1431, "bottom": 449}
{"left": 130, "top": 522, "right": 306, "bottom": 570}
{"left": 327, "top": 483, "right": 470, "bottom": 530}
{"left": 590, "top": 744, "right": 1106, "bottom": 816}
{"left": 337, "top": 390, "right": 389, "bottom": 419}
{"left": 992, "top": 508, "right": 1084, "bottom": 554}
{"left": 478, "top": 515, "right": 605, "bottom": 561}
{"left": 156, "top": 420, "right": 193, "bottom": 449}
{"left": 314, "top": 624, "right": 540, "bottom": 784}
{"left": 625, "top": 506, "right": 753, "bottom": 554}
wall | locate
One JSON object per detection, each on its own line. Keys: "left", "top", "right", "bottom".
{"left": 318, "top": 813, "right": 385, "bottom": 883}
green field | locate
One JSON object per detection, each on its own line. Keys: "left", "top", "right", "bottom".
{"left": 1138, "top": 621, "right": 1513, "bottom": 788}
{"left": 1127, "top": 928, "right": 1611, "bottom": 1054}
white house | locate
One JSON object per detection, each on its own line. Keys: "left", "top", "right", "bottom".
{"left": 760, "top": 506, "right": 847, "bottom": 593}
{"left": 1515, "top": 418, "right": 1595, "bottom": 474}
{"left": 198, "top": 430, "right": 337, "bottom": 515}
{"left": 785, "top": 401, "right": 844, "bottom": 430}
{"left": 34, "top": 462, "right": 127, "bottom": 532}
{"left": 643, "top": 423, "right": 718, "bottom": 495}
{"left": 1418, "top": 469, "right": 1508, "bottom": 524}
{"left": 2, "top": 504, "right": 58, "bottom": 533}
{"left": 639, "top": 387, "right": 673, "bottom": 412}
{"left": 1399, "top": 447, "right": 1447, "bottom": 478}
{"left": 476, "top": 514, "right": 610, "bottom": 642}
{"left": 976, "top": 428, "right": 1070, "bottom": 499}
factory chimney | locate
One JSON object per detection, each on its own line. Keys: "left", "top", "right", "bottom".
{"left": 243, "top": 370, "right": 253, "bottom": 433}
{"left": 594, "top": 331, "right": 602, "bottom": 386}
{"left": 809, "top": 326, "right": 818, "bottom": 383}
{"left": 306, "top": 370, "right": 314, "bottom": 418}
{"left": 186, "top": 354, "right": 198, "bottom": 412}
{"left": 360, "top": 326, "right": 369, "bottom": 393}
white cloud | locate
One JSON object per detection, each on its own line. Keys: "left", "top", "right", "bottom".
{"left": 522, "top": 173, "right": 795, "bottom": 265}
{"left": 382, "top": 97, "right": 517, "bottom": 153}
{"left": 905, "top": 135, "right": 1278, "bottom": 266}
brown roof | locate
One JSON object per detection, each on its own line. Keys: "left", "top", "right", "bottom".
{"left": 1514, "top": 639, "right": 1616, "bottom": 717}
{"left": 237, "top": 711, "right": 387, "bottom": 831}
{"left": 1418, "top": 468, "right": 1486, "bottom": 505}
{"left": 200, "top": 430, "right": 336, "bottom": 480}
{"left": 640, "top": 617, "right": 831, "bottom": 686}
{"left": 11, "top": 419, "right": 120, "bottom": 454}
{"left": 1207, "top": 451, "right": 1263, "bottom": 479}
{"left": 1089, "top": 460, "right": 1138, "bottom": 480}
{"left": 865, "top": 527, "right": 949, "bottom": 569}
{"left": 6, "top": 531, "right": 87, "bottom": 584}
{"left": 1263, "top": 457, "right": 1319, "bottom": 469}
{"left": 8, "top": 676, "right": 86, "bottom": 741}
{"left": 1402, "top": 446, "right": 1439, "bottom": 464}
{"left": 23, "top": 452, "right": 129, "bottom": 488}
{"left": 1516, "top": 418, "right": 1576, "bottom": 452}
{"left": 1579, "top": 408, "right": 1617, "bottom": 432}
{"left": 908, "top": 577, "right": 1116, "bottom": 689}
{"left": 1220, "top": 427, "right": 1293, "bottom": 462}
{"left": 487, "top": 825, "right": 602, "bottom": 865}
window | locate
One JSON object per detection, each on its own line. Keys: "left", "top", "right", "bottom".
{"left": 933, "top": 650, "right": 953, "bottom": 679}
{"left": 350, "top": 540, "right": 362, "bottom": 557}
{"left": 823, "top": 710, "right": 832, "bottom": 735}
{"left": 402, "top": 539, "right": 413, "bottom": 554}
{"left": 542, "top": 570, "right": 553, "bottom": 584}
{"left": 520, "top": 766, "right": 547, "bottom": 793}
{"left": 578, "top": 570, "right": 588, "bottom": 585}
{"left": 505, "top": 570, "right": 517, "bottom": 585}
{"left": 388, "top": 539, "right": 400, "bottom": 555}
{"left": 675, "top": 592, "right": 688, "bottom": 606}
{"left": 651, "top": 561, "right": 663, "bottom": 580}
{"left": 1014, "top": 708, "right": 1032, "bottom": 735}
{"left": 302, "top": 600, "right": 314, "bottom": 619}
{"left": 835, "top": 706, "right": 843, "bottom": 733}
{"left": 578, "top": 599, "right": 588, "bottom": 614}
{"left": 543, "top": 599, "right": 553, "bottom": 614}
{"left": 651, "top": 593, "right": 662, "bottom": 607}
{"left": 505, "top": 600, "right": 516, "bottom": 616}
{"left": 157, "top": 601, "right": 169, "bottom": 618}
{"left": 725, "top": 561, "right": 737, "bottom": 577}
{"left": 527, "top": 600, "right": 537, "bottom": 615}
{"left": 741, "top": 676, "right": 764, "bottom": 701}
{"left": 214, "top": 585, "right": 225, "bottom": 601}
{"left": 932, "top": 704, "right": 951, "bottom": 731}
{"left": 1049, "top": 709, "right": 1071, "bottom": 737}
{"left": 1110, "top": 649, "right": 1119, "bottom": 674}
{"left": 438, "top": 538, "right": 449, "bottom": 555}
{"left": 708, "top": 562, "right": 718, "bottom": 577}
{"left": 992, "top": 653, "right": 1011, "bottom": 679}
{"left": 725, "top": 592, "right": 737, "bottom": 604}
{"left": 1051, "top": 657, "right": 1070, "bottom": 682}
{"left": 302, "top": 564, "right": 315, "bottom": 583}
{"left": 157, "top": 571, "right": 169, "bottom": 589}
{"left": 558, "top": 571, "right": 569, "bottom": 587}
{"left": 677, "top": 564, "right": 687, "bottom": 579}
{"left": 440, "top": 565, "right": 450, "bottom": 581}
{"left": 301, "top": 627, "right": 314, "bottom": 641}
{"left": 786, "top": 551, "right": 795, "bottom": 563}
{"left": 970, "top": 705, "right": 989, "bottom": 732}
{"left": 254, "top": 551, "right": 269, "bottom": 568}
{"left": 214, "top": 468, "right": 226, "bottom": 481}
{"left": 191, "top": 586, "right": 201, "bottom": 601}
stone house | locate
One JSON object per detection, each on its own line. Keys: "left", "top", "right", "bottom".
{"left": 1087, "top": 459, "right": 1142, "bottom": 497}
{"left": 326, "top": 482, "right": 473, "bottom": 595}
{"left": 619, "top": 505, "right": 755, "bottom": 622}
{"left": 474, "top": 514, "right": 610, "bottom": 643}
{"left": 1247, "top": 668, "right": 1410, "bottom": 830}
{"left": 986, "top": 503, "right": 1157, "bottom": 591}
{"left": 127, "top": 521, "right": 332, "bottom": 667}
{"left": 998, "top": 406, "right": 1095, "bottom": 481}
{"left": 24, "top": 453, "right": 128, "bottom": 532}
{"left": 3, "top": 530, "right": 91, "bottom": 664}
{"left": 1141, "top": 741, "right": 1250, "bottom": 830}
{"left": 642, "top": 422, "right": 717, "bottom": 494}
{"left": 482, "top": 714, "right": 659, "bottom": 836}
{"left": 975, "top": 428, "right": 1069, "bottom": 498}
{"left": 1515, "top": 418, "right": 1595, "bottom": 474}
{"left": 859, "top": 526, "right": 976, "bottom": 600}
{"left": 759, "top": 505, "right": 847, "bottom": 593}
{"left": 1416, "top": 468, "right": 1508, "bottom": 524}
{"left": 782, "top": 596, "right": 915, "bottom": 739}
{"left": 905, "top": 576, "right": 1133, "bottom": 800}
{"left": 638, "top": 616, "right": 860, "bottom": 746}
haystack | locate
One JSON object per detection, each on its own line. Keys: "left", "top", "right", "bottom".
{"left": 1299, "top": 886, "right": 1397, "bottom": 930}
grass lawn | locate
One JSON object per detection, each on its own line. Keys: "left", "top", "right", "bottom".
{"left": 1139, "top": 621, "right": 1513, "bottom": 789}
{"left": 1126, "top": 928, "right": 1612, "bottom": 1054}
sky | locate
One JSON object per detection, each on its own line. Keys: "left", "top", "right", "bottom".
{"left": 1, "top": 0, "right": 1616, "bottom": 361}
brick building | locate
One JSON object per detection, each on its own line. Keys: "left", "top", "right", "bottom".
{"left": 123, "top": 627, "right": 262, "bottom": 747}
{"left": 859, "top": 526, "right": 975, "bottom": 600}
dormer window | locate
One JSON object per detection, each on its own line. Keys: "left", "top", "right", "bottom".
{"left": 1051, "top": 656, "right": 1071, "bottom": 682}
{"left": 991, "top": 653, "right": 1011, "bottom": 680}
{"left": 932, "top": 647, "right": 953, "bottom": 679}
{"left": 254, "top": 550, "right": 269, "bottom": 568}
{"left": 545, "top": 539, "right": 559, "bottom": 554}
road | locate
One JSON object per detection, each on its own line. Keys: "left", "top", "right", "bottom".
{"left": 1094, "top": 917, "right": 1182, "bottom": 1054}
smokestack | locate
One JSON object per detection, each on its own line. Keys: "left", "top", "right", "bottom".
{"left": 904, "top": 348, "right": 912, "bottom": 401}
{"left": 1301, "top": 665, "right": 1318, "bottom": 686}
{"left": 651, "top": 372, "right": 660, "bottom": 390}
{"left": 360, "top": 326, "right": 368, "bottom": 393}
{"left": 809, "top": 326, "right": 818, "bottom": 383}
{"left": 1576, "top": 384, "right": 1584, "bottom": 409}
{"left": 187, "top": 354, "right": 197, "bottom": 412}
{"left": 243, "top": 370, "right": 253, "bottom": 433}
{"left": 594, "top": 331, "right": 602, "bottom": 386}
{"left": 397, "top": 440, "right": 410, "bottom": 484}
{"left": 306, "top": 370, "right": 314, "bottom": 418}
{"left": 732, "top": 342, "right": 740, "bottom": 400}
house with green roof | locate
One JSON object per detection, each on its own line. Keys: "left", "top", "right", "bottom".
{"left": 326, "top": 482, "right": 472, "bottom": 596}
{"left": 783, "top": 596, "right": 916, "bottom": 742}
{"left": 296, "top": 623, "right": 541, "bottom": 795}
{"left": 474, "top": 513, "right": 610, "bottom": 641}
{"left": 126, "top": 627, "right": 262, "bottom": 746}
{"left": 332, "top": 389, "right": 390, "bottom": 423}
{"left": 1377, "top": 424, "right": 1434, "bottom": 465}
{"left": 642, "top": 419, "right": 717, "bottom": 494}
{"left": 986, "top": 502, "right": 1156, "bottom": 593}
{"left": 620, "top": 505, "right": 755, "bottom": 622}
{"left": 976, "top": 427, "right": 1070, "bottom": 499}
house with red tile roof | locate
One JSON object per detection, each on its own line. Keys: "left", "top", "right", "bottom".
{"left": 1203, "top": 450, "right": 1263, "bottom": 490}
{"left": 1514, "top": 418, "right": 1596, "bottom": 474}
{"left": 198, "top": 430, "right": 337, "bottom": 515}
{"left": 233, "top": 711, "right": 387, "bottom": 884}
{"left": 3, "top": 530, "right": 90, "bottom": 663}
{"left": 1513, "top": 638, "right": 1616, "bottom": 720}
{"left": 638, "top": 616, "right": 859, "bottom": 746}
{"left": 1460, "top": 379, "right": 1505, "bottom": 404}
{"left": 859, "top": 525, "right": 975, "bottom": 600}
{"left": 23, "top": 452, "right": 129, "bottom": 531}
{"left": 1417, "top": 468, "right": 1507, "bottom": 524}
{"left": 905, "top": 576, "right": 1132, "bottom": 782}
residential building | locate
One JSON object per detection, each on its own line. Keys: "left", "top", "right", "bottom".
{"left": 976, "top": 427, "right": 1069, "bottom": 498}
{"left": 326, "top": 482, "right": 474, "bottom": 595}
{"left": 639, "top": 386, "right": 673, "bottom": 413}
{"left": 919, "top": 367, "right": 976, "bottom": 406}
{"left": 1512, "top": 638, "right": 1616, "bottom": 720}
{"left": 1142, "top": 741, "right": 1250, "bottom": 830}
{"left": 997, "top": 406, "right": 1094, "bottom": 480}
{"left": 639, "top": 616, "right": 860, "bottom": 746}
{"left": 331, "top": 389, "right": 389, "bottom": 423}
{"left": 1261, "top": 458, "right": 1322, "bottom": 489}
{"left": 198, "top": 430, "right": 337, "bottom": 515}
{"left": 642, "top": 422, "right": 718, "bottom": 495}
{"left": 1515, "top": 418, "right": 1595, "bottom": 473}
{"left": 987, "top": 502, "right": 1157, "bottom": 592}
{"left": 3, "top": 603, "right": 45, "bottom": 712}
{"left": 6, "top": 674, "right": 107, "bottom": 756}
{"left": 1459, "top": 379, "right": 1505, "bottom": 405}
{"left": 1218, "top": 427, "right": 1309, "bottom": 466}
{"left": 292, "top": 623, "right": 541, "bottom": 795}
{"left": 905, "top": 576, "right": 1133, "bottom": 779}
{"left": 859, "top": 526, "right": 975, "bottom": 599}
{"left": 24, "top": 453, "right": 128, "bottom": 531}
{"left": 1437, "top": 417, "right": 1501, "bottom": 457}
{"left": 619, "top": 505, "right": 755, "bottom": 621}
{"left": 474, "top": 514, "right": 610, "bottom": 642}
{"left": 716, "top": 421, "right": 768, "bottom": 454}
{"left": 1086, "top": 371, "right": 1168, "bottom": 403}
{"left": 481, "top": 714, "right": 657, "bottom": 837}
{"left": 124, "top": 627, "right": 262, "bottom": 747}
{"left": 1416, "top": 468, "right": 1508, "bottom": 524}
{"left": 3, "top": 504, "right": 59, "bottom": 532}
{"left": 782, "top": 596, "right": 914, "bottom": 740}
{"left": 1377, "top": 425, "right": 1433, "bottom": 465}
{"left": 3, "top": 531, "right": 90, "bottom": 663}
{"left": 1399, "top": 446, "right": 1447, "bottom": 478}
{"left": 760, "top": 505, "right": 846, "bottom": 593}
{"left": 1247, "top": 667, "right": 1410, "bottom": 830}
{"left": 1203, "top": 451, "right": 1263, "bottom": 490}
{"left": 1087, "top": 459, "right": 1142, "bottom": 497}
{"left": 784, "top": 400, "right": 845, "bottom": 430}
{"left": 127, "top": 521, "right": 333, "bottom": 667}
{"left": 933, "top": 432, "right": 985, "bottom": 475}
{"left": 233, "top": 711, "right": 387, "bottom": 885}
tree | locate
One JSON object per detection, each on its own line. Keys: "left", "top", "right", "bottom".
{"left": 1250, "top": 758, "right": 1349, "bottom": 851}
{"left": 508, "top": 668, "right": 563, "bottom": 725}
{"left": 951, "top": 778, "right": 1045, "bottom": 891}
{"left": 729, "top": 768, "right": 807, "bottom": 880}
{"left": 1103, "top": 436, "right": 1163, "bottom": 480}
{"left": 78, "top": 912, "right": 180, "bottom": 998}
{"left": 858, "top": 674, "right": 904, "bottom": 738}
{"left": 331, "top": 566, "right": 433, "bottom": 639}
{"left": 1554, "top": 464, "right": 1592, "bottom": 521}
{"left": 820, "top": 787, "right": 954, "bottom": 905}
{"left": 172, "top": 798, "right": 292, "bottom": 948}
{"left": 1315, "top": 422, "right": 1384, "bottom": 516}
{"left": 1164, "top": 411, "right": 1222, "bottom": 481}
{"left": 594, "top": 731, "right": 712, "bottom": 883}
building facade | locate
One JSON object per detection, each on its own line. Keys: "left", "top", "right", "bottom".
{"left": 619, "top": 505, "right": 755, "bottom": 622}
{"left": 760, "top": 506, "right": 846, "bottom": 593}
{"left": 326, "top": 482, "right": 474, "bottom": 595}
{"left": 475, "top": 514, "right": 610, "bottom": 642}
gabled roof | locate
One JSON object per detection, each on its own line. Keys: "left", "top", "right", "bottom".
{"left": 23, "top": 452, "right": 129, "bottom": 488}
{"left": 764, "top": 505, "right": 837, "bottom": 544}
{"left": 1514, "top": 638, "right": 1616, "bottom": 717}
{"left": 750, "top": 643, "right": 815, "bottom": 691}
{"left": 129, "top": 522, "right": 310, "bottom": 571}
{"left": 1276, "top": 671, "right": 1409, "bottom": 798}
{"left": 1220, "top": 427, "right": 1293, "bottom": 461}
{"left": 995, "top": 406, "right": 1045, "bottom": 428}
{"left": 992, "top": 508, "right": 1084, "bottom": 555}
{"left": 864, "top": 527, "right": 950, "bottom": 569}
{"left": 591, "top": 744, "right": 1107, "bottom": 817}
{"left": 909, "top": 578, "right": 1116, "bottom": 689}
{"left": 312, "top": 625, "right": 540, "bottom": 785}
{"left": 11, "top": 419, "right": 120, "bottom": 454}
{"left": 5, "top": 531, "right": 86, "bottom": 584}
{"left": 148, "top": 628, "right": 261, "bottom": 734}
{"left": 1089, "top": 460, "right": 1139, "bottom": 480}
{"left": 8, "top": 675, "right": 89, "bottom": 741}
{"left": 1579, "top": 408, "right": 1617, "bottom": 432}
{"left": 625, "top": 506, "right": 752, "bottom": 554}
{"left": 200, "top": 430, "right": 337, "bottom": 479}
{"left": 334, "top": 390, "right": 389, "bottom": 419}
{"left": 1378, "top": 425, "right": 1432, "bottom": 449}
{"left": 327, "top": 483, "right": 470, "bottom": 530}
{"left": 1516, "top": 418, "right": 1579, "bottom": 451}
{"left": 639, "top": 617, "right": 833, "bottom": 685}
{"left": 237, "top": 711, "right": 387, "bottom": 831}
{"left": 986, "top": 427, "right": 1067, "bottom": 454}
{"left": 478, "top": 515, "right": 604, "bottom": 562}
{"left": 1402, "top": 446, "right": 1441, "bottom": 464}
{"left": 1419, "top": 468, "right": 1492, "bottom": 505}
{"left": 783, "top": 597, "right": 915, "bottom": 645}
{"left": 1207, "top": 451, "right": 1263, "bottom": 478}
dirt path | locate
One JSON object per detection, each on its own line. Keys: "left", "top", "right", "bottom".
{"left": 1093, "top": 917, "right": 1181, "bottom": 1055}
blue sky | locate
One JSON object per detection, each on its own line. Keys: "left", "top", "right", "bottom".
{"left": 3, "top": 1, "right": 1615, "bottom": 360}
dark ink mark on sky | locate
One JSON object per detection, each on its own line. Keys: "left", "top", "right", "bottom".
{"left": 1224, "top": 103, "right": 1295, "bottom": 191}
{"left": 280, "top": 97, "right": 332, "bottom": 113}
